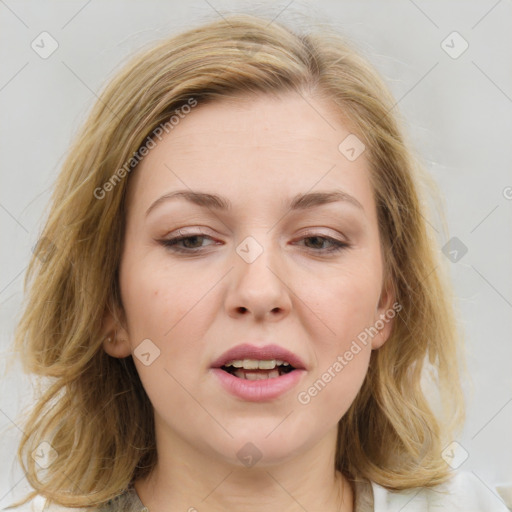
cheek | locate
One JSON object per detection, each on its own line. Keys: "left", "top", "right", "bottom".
{"left": 292, "top": 265, "right": 378, "bottom": 418}
{"left": 293, "top": 338, "right": 371, "bottom": 442}
{"left": 119, "top": 254, "right": 215, "bottom": 383}
{"left": 120, "top": 260, "right": 207, "bottom": 415}
{"left": 304, "top": 263, "right": 382, "bottom": 344}
{"left": 120, "top": 251, "right": 203, "bottom": 336}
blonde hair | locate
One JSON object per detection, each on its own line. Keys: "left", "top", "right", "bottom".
{"left": 7, "top": 12, "right": 465, "bottom": 509}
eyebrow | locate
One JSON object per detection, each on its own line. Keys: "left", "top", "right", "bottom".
{"left": 145, "top": 189, "right": 364, "bottom": 217}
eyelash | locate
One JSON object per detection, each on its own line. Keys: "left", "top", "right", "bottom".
{"left": 158, "top": 232, "right": 349, "bottom": 255}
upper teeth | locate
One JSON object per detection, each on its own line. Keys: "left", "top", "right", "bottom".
{"left": 224, "top": 359, "right": 290, "bottom": 370}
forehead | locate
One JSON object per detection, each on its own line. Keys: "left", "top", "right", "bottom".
{"left": 125, "top": 91, "right": 374, "bottom": 218}
{"left": 157, "top": 91, "right": 356, "bottom": 154}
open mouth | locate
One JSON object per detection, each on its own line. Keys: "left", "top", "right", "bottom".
{"left": 220, "top": 362, "right": 296, "bottom": 380}
{"left": 211, "top": 353, "right": 306, "bottom": 400}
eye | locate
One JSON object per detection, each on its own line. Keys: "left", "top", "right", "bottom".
{"left": 296, "top": 234, "right": 349, "bottom": 253}
{"left": 158, "top": 231, "right": 349, "bottom": 255}
{"left": 159, "top": 233, "right": 216, "bottom": 253}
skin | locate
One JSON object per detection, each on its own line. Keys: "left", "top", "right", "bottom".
{"left": 101, "top": 90, "right": 395, "bottom": 512}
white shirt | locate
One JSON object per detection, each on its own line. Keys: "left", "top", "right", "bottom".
{"left": 355, "top": 471, "right": 510, "bottom": 511}
{"left": 6, "top": 471, "right": 510, "bottom": 512}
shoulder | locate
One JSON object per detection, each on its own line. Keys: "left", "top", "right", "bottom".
{"left": 3, "top": 488, "right": 140, "bottom": 512}
{"left": 3, "top": 495, "right": 95, "bottom": 512}
{"left": 369, "top": 471, "right": 510, "bottom": 511}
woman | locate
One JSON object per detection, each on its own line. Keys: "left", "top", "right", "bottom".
{"left": 6, "top": 13, "right": 507, "bottom": 512}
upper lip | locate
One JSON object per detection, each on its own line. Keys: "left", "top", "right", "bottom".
{"left": 211, "top": 343, "right": 307, "bottom": 370}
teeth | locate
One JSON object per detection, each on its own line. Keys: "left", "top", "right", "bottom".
{"left": 225, "top": 359, "right": 290, "bottom": 370}
{"left": 233, "top": 369, "right": 281, "bottom": 380}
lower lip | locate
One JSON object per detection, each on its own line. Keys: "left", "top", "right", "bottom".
{"left": 210, "top": 368, "right": 306, "bottom": 402}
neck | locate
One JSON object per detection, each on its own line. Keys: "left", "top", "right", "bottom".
{"left": 134, "top": 423, "right": 354, "bottom": 512}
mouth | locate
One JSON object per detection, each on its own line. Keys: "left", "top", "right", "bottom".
{"left": 211, "top": 357, "right": 306, "bottom": 402}
{"left": 220, "top": 359, "right": 297, "bottom": 380}
{"left": 210, "top": 343, "right": 307, "bottom": 380}
{"left": 210, "top": 343, "right": 306, "bottom": 400}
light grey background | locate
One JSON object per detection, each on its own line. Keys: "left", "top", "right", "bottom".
{"left": 1, "top": 0, "right": 511, "bottom": 507}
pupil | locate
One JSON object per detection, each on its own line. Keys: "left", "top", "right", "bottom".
{"left": 184, "top": 236, "right": 202, "bottom": 248}
{"left": 307, "top": 236, "right": 324, "bottom": 249}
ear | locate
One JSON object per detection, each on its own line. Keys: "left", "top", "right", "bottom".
{"left": 100, "top": 299, "right": 132, "bottom": 358}
{"left": 371, "top": 276, "right": 398, "bottom": 350}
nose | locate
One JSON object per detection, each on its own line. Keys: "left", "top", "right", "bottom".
{"left": 224, "top": 236, "right": 292, "bottom": 322}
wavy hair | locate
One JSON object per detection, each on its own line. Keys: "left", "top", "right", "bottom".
{"left": 6, "top": 12, "right": 465, "bottom": 509}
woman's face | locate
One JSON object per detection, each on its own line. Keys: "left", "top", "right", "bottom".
{"left": 104, "top": 91, "right": 395, "bottom": 467}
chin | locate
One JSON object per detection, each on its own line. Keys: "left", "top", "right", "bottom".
{"left": 202, "top": 429, "right": 311, "bottom": 468}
